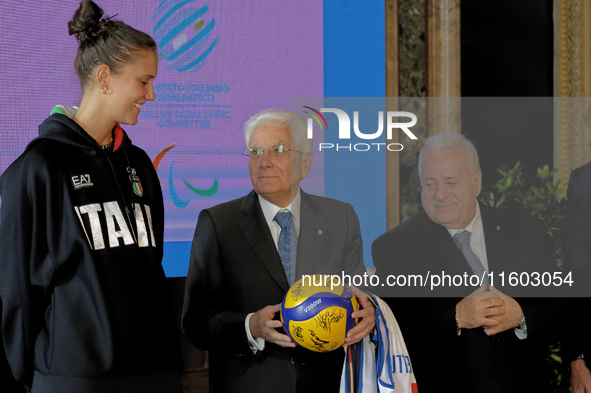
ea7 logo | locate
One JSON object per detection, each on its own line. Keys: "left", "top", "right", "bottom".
{"left": 71, "top": 174, "right": 94, "bottom": 190}
{"left": 303, "top": 107, "right": 418, "bottom": 140}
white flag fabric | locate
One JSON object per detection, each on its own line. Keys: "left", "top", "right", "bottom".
{"left": 340, "top": 293, "right": 418, "bottom": 393}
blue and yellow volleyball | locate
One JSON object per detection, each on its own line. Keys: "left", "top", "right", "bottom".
{"left": 281, "top": 275, "right": 359, "bottom": 352}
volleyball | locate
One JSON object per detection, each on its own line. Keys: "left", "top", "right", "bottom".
{"left": 281, "top": 274, "right": 359, "bottom": 352}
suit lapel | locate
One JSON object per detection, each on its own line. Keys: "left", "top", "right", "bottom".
{"left": 296, "top": 191, "right": 327, "bottom": 277}
{"left": 237, "top": 191, "right": 290, "bottom": 292}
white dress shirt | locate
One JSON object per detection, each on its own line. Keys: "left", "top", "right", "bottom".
{"left": 245, "top": 190, "right": 302, "bottom": 351}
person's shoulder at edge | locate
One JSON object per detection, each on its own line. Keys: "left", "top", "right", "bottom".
{"left": 300, "top": 190, "right": 361, "bottom": 219}
{"left": 373, "top": 210, "right": 430, "bottom": 245}
{"left": 567, "top": 161, "right": 591, "bottom": 197}
{"left": 199, "top": 191, "right": 256, "bottom": 222}
{"left": 480, "top": 203, "right": 547, "bottom": 231}
{"left": 570, "top": 160, "right": 591, "bottom": 181}
{"left": 303, "top": 191, "right": 352, "bottom": 207}
{"left": 0, "top": 138, "right": 59, "bottom": 190}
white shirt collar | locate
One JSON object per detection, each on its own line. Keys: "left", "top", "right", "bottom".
{"left": 258, "top": 189, "right": 302, "bottom": 232}
{"left": 446, "top": 200, "right": 483, "bottom": 240}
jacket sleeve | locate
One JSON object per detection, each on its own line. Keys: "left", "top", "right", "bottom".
{"left": 564, "top": 168, "right": 591, "bottom": 294}
{"left": 181, "top": 210, "right": 251, "bottom": 354}
{"left": 509, "top": 213, "right": 560, "bottom": 343}
{"left": 0, "top": 159, "right": 54, "bottom": 389}
{"left": 562, "top": 168, "right": 591, "bottom": 361}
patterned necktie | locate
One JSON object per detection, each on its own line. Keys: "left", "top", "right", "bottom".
{"left": 453, "top": 230, "right": 490, "bottom": 288}
{"left": 274, "top": 211, "right": 297, "bottom": 286}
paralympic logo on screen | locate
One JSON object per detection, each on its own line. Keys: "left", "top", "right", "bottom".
{"left": 302, "top": 106, "right": 418, "bottom": 152}
{"left": 153, "top": 146, "right": 218, "bottom": 208}
{"left": 153, "top": 0, "right": 217, "bottom": 72}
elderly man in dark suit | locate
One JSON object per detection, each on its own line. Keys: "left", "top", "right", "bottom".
{"left": 373, "top": 132, "right": 557, "bottom": 393}
{"left": 182, "top": 109, "right": 375, "bottom": 393}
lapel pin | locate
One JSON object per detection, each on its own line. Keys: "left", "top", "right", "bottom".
{"left": 317, "top": 229, "right": 323, "bottom": 235}
{"left": 496, "top": 226, "right": 501, "bottom": 230}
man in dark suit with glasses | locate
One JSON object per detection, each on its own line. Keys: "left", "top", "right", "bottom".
{"left": 182, "top": 109, "right": 375, "bottom": 393}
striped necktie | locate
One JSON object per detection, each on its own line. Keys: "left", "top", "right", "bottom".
{"left": 453, "top": 230, "right": 490, "bottom": 288}
{"left": 274, "top": 211, "right": 297, "bottom": 286}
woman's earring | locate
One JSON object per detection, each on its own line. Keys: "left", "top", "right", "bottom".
{"left": 102, "top": 86, "right": 107, "bottom": 94}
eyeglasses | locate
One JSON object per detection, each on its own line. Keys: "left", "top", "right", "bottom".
{"left": 243, "top": 144, "right": 303, "bottom": 159}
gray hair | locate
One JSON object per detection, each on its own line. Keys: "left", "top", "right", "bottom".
{"left": 243, "top": 109, "right": 313, "bottom": 153}
{"left": 418, "top": 131, "right": 481, "bottom": 179}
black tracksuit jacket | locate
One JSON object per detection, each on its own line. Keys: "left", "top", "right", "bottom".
{"left": 0, "top": 113, "right": 181, "bottom": 392}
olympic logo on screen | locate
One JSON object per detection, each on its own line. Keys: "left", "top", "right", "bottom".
{"left": 153, "top": 0, "right": 218, "bottom": 72}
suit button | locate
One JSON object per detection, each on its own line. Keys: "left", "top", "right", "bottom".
{"left": 289, "top": 358, "right": 296, "bottom": 365}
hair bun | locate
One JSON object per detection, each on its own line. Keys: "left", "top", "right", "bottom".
{"left": 68, "top": 0, "right": 105, "bottom": 43}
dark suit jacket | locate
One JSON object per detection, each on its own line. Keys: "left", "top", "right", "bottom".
{"left": 563, "top": 162, "right": 591, "bottom": 363}
{"left": 182, "top": 189, "right": 366, "bottom": 393}
{"left": 372, "top": 203, "right": 558, "bottom": 393}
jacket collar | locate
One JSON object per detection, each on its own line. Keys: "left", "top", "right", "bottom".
{"left": 238, "top": 190, "right": 290, "bottom": 292}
